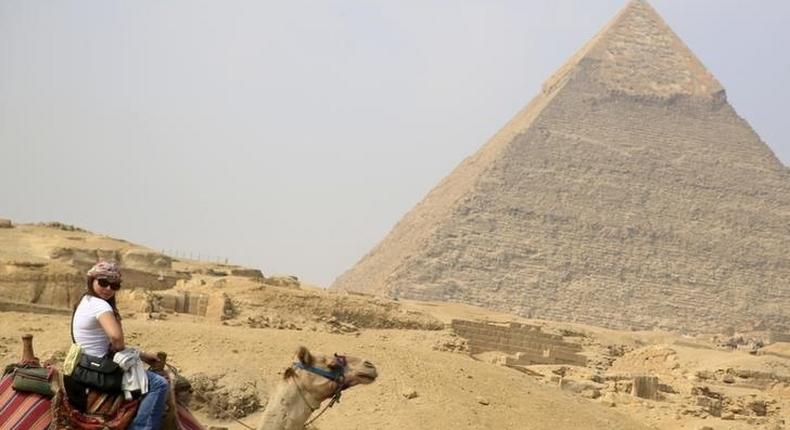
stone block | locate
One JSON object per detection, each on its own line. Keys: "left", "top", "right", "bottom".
{"left": 230, "top": 268, "right": 264, "bottom": 278}
{"left": 631, "top": 376, "right": 659, "bottom": 400}
{"left": 205, "top": 292, "right": 234, "bottom": 320}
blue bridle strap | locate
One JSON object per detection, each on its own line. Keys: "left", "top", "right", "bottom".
{"left": 292, "top": 362, "right": 344, "bottom": 382}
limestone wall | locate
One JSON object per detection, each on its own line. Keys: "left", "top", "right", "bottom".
{"left": 156, "top": 290, "right": 209, "bottom": 315}
{"left": 769, "top": 332, "right": 790, "bottom": 343}
{"left": 451, "top": 319, "right": 586, "bottom": 366}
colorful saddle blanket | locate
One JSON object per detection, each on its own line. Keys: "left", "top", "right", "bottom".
{"left": 0, "top": 369, "right": 205, "bottom": 430}
{"left": 0, "top": 370, "right": 51, "bottom": 430}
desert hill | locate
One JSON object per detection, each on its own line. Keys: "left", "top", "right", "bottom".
{"left": 0, "top": 219, "right": 443, "bottom": 332}
{"left": 1, "top": 218, "right": 789, "bottom": 429}
{"left": 330, "top": 0, "right": 790, "bottom": 335}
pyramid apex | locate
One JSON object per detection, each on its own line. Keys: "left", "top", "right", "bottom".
{"left": 544, "top": 0, "right": 723, "bottom": 100}
{"left": 624, "top": 0, "right": 656, "bottom": 12}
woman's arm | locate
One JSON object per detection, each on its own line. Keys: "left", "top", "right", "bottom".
{"left": 97, "top": 311, "right": 125, "bottom": 352}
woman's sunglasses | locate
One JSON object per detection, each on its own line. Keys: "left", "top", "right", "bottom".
{"left": 97, "top": 279, "right": 122, "bottom": 291}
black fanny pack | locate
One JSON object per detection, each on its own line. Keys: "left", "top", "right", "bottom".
{"left": 70, "top": 353, "right": 123, "bottom": 393}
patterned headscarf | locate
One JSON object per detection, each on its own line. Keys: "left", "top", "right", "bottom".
{"left": 86, "top": 260, "right": 122, "bottom": 283}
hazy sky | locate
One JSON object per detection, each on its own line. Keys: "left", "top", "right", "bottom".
{"left": 2, "top": 1, "right": 788, "bottom": 286}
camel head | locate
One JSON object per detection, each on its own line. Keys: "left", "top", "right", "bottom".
{"left": 283, "top": 346, "right": 377, "bottom": 404}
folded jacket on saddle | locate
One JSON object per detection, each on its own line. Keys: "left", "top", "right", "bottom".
{"left": 113, "top": 347, "right": 149, "bottom": 400}
{"left": 12, "top": 367, "right": 54, "bottom": 397}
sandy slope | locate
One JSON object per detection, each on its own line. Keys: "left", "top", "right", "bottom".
{"left": 1, "top": 311, "right": 650, "bottom": 430}
{"left": 2, "top": 299, "right": 789, "bottom": 429}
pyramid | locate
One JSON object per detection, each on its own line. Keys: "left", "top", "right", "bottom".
{"left": 332, "top": 0, "right": 790, "bottom": 333}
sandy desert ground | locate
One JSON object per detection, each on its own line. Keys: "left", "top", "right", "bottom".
{"left": 2, "top": 294, "right": 788, "bottom": 430}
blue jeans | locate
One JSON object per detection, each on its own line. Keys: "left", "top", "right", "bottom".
{"left": 129, "top": 371, "right": 169, "bottom": 430}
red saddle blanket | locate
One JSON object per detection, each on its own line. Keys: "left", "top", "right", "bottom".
{"left": 0, "top": 371, "right": 205, "bottom": 430}
{"left": 0, "top": 371, "right": 51, "bottom": 430}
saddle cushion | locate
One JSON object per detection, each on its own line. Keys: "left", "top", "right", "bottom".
{"left": 12, "top": 367, "right": 54, "bottom": 397}
{"left": 0, "top": 372, "right": 52, "bottom": 430}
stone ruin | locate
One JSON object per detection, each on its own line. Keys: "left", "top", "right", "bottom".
{"left": 451, "top": 319, "right": 586, "bottom": 366}
{"left": 131, "top": 290, "right": 234, "bottom": 321}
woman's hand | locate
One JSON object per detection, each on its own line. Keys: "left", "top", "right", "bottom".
{"left": 140, "top": 351, "right": 163, "bottom": 367}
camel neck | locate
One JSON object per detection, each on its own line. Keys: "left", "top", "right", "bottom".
{"left": 257, "top": 380, "right": 319, "bottom": 430}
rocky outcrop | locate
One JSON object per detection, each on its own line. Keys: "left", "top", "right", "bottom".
{"left": 121, "top": 250, "right": 173, "bottom": 270}
{"left": 37, "top": 222, "right": 85, "bottom": 232}
{"left": 46, "top": 247, "right": 181, "bottom": 291}
{"left": 50, "top": 247, "right": 116, "bottom": 269}
{"left": 229, "top": 268, "right": 264, "bottom": 279}
{"left": 0, "top": 261, "right": 83, "bottom": 309}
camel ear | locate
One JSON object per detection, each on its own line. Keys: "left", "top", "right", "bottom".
{"left": 296, "top": 346, "right": 314, "bottom": 366}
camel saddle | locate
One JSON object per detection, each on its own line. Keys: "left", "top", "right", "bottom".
{"left": 1, "top": 365, "right": 204, "bottom": 430}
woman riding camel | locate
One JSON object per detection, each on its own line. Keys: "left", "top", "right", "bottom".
{"left": 66, "top": 260, "right": 169, "bottom": 430}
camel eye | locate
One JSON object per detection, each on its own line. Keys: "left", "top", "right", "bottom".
{"left": 329, "top": 354, "right": 347, "bottom": 369}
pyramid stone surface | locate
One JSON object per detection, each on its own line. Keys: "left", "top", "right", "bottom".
{"left": 332, "top": 0, "right": 790, "bottom": 333}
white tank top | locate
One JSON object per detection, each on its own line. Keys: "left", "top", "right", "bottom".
{"left": 72, "top": 295, "right": 114, "bottom": 357}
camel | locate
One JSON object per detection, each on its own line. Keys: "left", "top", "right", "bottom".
{"left": 1, "top": 335, "right": 377, "bottom": 430}
{"left": 257, "top": 346, "right": 378, "bottom": 430}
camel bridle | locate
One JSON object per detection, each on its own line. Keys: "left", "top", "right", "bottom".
{"left": 291, "top": 353, "right": 349, "bottom": 427}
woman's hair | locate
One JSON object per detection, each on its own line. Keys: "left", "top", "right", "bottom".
{"left": 79, "top": 276, "right": 122, "bottom": 321}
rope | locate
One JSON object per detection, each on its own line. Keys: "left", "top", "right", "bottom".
{"left": 302, "top": 392, "right": 340, "bottom": 428}
{"left": 230, "top": 416, "right": 256, "bottom": 430}
{"left": 301, "top": 379, "right": 343, "bottom": 428}
{"left": 292, "top": 375, "right": 320, "bottom": 411}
